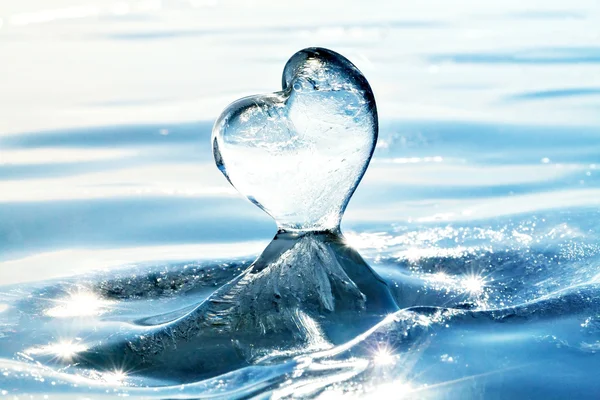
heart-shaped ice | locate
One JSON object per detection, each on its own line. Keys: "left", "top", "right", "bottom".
{"left": 212, "top": 47, "right": 377, "bottom": 231}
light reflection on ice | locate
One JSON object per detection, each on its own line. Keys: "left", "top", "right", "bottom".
{"left": 101, "top": 369, "right": 128, "bottom": 385}
{"left": 372, "top": 346, "right": 395, "bottom": 366}
{"left": 346, "top": 222, "right": 582, "bottom": 259}
{"left": 422, "top": 270, "right": 489, "bottom": 306}
{"left": 45, "top": 290, "right": 114, "bottom": 318}
{"left": 343, "top": 231, "right": 392, "bottom": 251}
{"left": 461, "top": 274, "right": 486, "bottom": 295}
{"left": 25, "top": 339, "right": 88, "bottom": 362}
{"left": 366, "top": 162, "right": 586, "bottom": 188}
{"left": 397, "top": 246, "right": 480, "bottom": 262}
{"left": 0, "top": 241, "right": 266, "bottom": 285}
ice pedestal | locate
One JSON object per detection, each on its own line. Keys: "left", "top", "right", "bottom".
{"left": 203, "top": 230, "right": 398, "bottom": 336}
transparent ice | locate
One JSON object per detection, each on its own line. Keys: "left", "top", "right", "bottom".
{"left": 212, "top": 47, "right": 378, "bottom": 231}
{"left": 2, "top": 3, "right": 600, "bottom": 398}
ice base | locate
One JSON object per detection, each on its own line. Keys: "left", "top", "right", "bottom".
{"left": 202, "top": 230, "right": 399, "bottom": 333}
{"left": 75, "top": 231, "right": 398, "bottom": 380}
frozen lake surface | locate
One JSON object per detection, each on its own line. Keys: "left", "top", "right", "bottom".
{"left": 1, "top": 1, "right": 600, "bottom": 398}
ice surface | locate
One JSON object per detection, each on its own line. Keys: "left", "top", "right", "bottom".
{"left": 2, "top": 1, "right": 600, "bottom": 398}
{"left": 212, "top": 47, "right": 377, "bottom": 231}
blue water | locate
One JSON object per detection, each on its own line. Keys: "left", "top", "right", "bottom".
{"left": 2, "top": 1, "right": 600, "bottom": 399}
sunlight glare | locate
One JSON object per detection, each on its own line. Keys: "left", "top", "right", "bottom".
{"left": 102, "top": 369, "right": 128, "bottom": 385}
{"left": 26, "top": 339, "right": 88, "bottom": 361}
{"left": 462, "top": 274, "right": 485, "bottom": 294}
{"left": 373, "top": 346, "right": 395, "bottom": 366}
{"left": 343, "top": 231, "right": 389, "bottom": 250}
{"left": 46, "top": 290, "right": 114, "bottom": 318}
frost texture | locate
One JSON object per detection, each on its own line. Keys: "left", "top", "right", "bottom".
{"left": 202, "top": 232, "right": 397, "bottom": 334}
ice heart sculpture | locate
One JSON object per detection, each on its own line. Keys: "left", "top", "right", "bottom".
{"left": 62, "top": 49, "right": 397, "bottom": 379}
{"left": 206, "top": 46, "right": 397, "bottom": 329}
{"left": 212, "top": 47, "right": 377, "bottom": 231}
